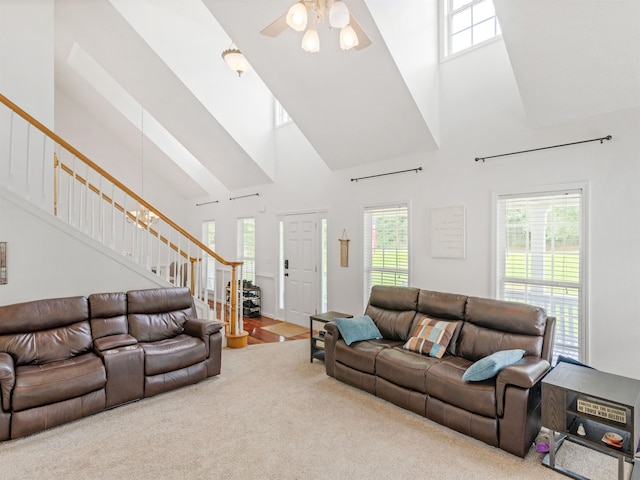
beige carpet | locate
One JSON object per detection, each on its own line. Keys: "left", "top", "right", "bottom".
{"left": 0, "top": 340, "right": 632, "bottom": 479}
{"left": 261, "top": 321, "right": 309, "bottom": 338}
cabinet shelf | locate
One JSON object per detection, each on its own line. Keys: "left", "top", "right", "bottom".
{"left": 542, "top": 362, "right": 640, "bottom": 480}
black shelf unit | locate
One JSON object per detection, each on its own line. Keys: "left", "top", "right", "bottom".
{"left": 242, "top": 286, "right": 261, "bottom": 318}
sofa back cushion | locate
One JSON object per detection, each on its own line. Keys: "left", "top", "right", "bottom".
{"left": 416, "top": 290, "right": 467, "bottom": 320}
{"left": 0, "top": 296, "right": 92, "bottom": 365}
{"left": 457, "top": 297, "right": 548, "bottom": 361}
{"left": 127, "top": 287, "right": 195, "bottom": 342}
{"left": 89, "top": 292, "right": 128, "bottom": 340}
{"left": 364, "top": 286, "right": 419, "bottom": 341}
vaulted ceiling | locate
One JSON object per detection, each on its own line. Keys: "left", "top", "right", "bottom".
{"left": 54, "top": 0, "right": 640, "bottom": 199}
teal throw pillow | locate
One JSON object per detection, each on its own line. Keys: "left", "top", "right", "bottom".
{"left": 335, "top": 315, "right": 383, "bottom": 346}
{"left": 462, "top": 349, "right": 526, "bottom": 382}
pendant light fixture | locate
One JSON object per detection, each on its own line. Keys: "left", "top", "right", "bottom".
{"left": 222, "top": 47, "right": 252, "bottom": 77}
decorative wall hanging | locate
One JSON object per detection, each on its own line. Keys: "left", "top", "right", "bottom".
{"left": 431, "top": 206, "right": 465, "bottom": 259}
{"left": 0, "top": 242, "right": 6, "bottom": 285}
{"left": 339, "top": 230, "right": 350, "bottom": 267}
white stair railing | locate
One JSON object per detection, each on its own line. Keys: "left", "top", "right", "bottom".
{"left": 0, "top": 93, "right": 248, "bottom": 347}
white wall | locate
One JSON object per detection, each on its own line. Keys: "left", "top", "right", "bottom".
{"left": 0, "top": 0, "right": 54, "bottom": 126}
{"left": 18, "top": 29, "right": 638, "bottom": 379}
{"left": 0, "top": 187, "right": 167, "bottom": 305}
{"left": 195, "top": 40, "right": 640, "bottom": 379}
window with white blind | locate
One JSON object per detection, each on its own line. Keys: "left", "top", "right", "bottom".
{"left": 237, "top": 217, "right": 256, "bottom": 284}
{"left": 363, "top": 205, "right": 409, "bottom": 306}
{"left": 496, "top": 189, "right": 585, "bottom": 363}
{"left": 202, "top": 220, "right": 215, "bottom": 293}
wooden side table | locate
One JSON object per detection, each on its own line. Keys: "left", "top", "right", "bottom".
{"left": 309, "top": 311, "right": 352, "bottom": 363}
{"left": 542, "top": 362, "right": 640, "bottom": 480}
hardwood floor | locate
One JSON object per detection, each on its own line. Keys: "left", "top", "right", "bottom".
{"left": 243, "top": 315, "right": 310, "bottom": 345}
{"left": 208, "top": 300, "right": 309, "bottom": 345}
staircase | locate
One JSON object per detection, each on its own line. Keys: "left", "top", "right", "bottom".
{"left": 0, "top": 93, "right": 248, "bottom": 348}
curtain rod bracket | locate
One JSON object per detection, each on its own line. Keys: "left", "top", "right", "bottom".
{"left": 351, "top": 166, "right": 422, "bottom": 183}
{"left": 475, "top": 135, "right": 612, "bottom": 163}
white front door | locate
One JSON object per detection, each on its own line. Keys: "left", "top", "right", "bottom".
{"left": 284, "top": 213, "right": 317, "bottom": 327}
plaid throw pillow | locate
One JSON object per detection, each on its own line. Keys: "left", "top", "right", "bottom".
{"left": 403, "top": 316, "right": 459, "bottom": 358}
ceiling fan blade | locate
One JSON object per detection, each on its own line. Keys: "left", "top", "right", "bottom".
{"left": 351, "top": 16, "right": 372, "bottom": 50}
{"left": 260, "top": 13, "right": 288, "bottom": 37}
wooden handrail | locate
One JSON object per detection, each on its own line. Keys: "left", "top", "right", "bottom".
{"left": 2, "top": 92, "right": 243, "bottom": 335}
{"left": 0, "top": 93, "right": 238, "bottom": 268}
{"left": 56, "top": 155, "right": 190, "bottom": 261}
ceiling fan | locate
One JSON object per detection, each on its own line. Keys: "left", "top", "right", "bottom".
{"left": 260, "top": 0, "right": 372, "bottom": 52}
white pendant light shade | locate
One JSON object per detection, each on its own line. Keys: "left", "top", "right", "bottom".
{"left": 286, "top": 2, "right": 308, "bottom": 32}
{"left": 222, "top": 49, "right": 252, "bottom": 76}
{"left": 339, "top": 24, "right": 359, "bottom": 50}
{"left": 301, "top": 26, "right": 320, "bottom": 52}
{"left": 329, "top": 1, "right": 350, "bottom": 28}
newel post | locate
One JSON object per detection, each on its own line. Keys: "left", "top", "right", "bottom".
{"left": 226, "top": 262, "right": 248, "bottom": 348}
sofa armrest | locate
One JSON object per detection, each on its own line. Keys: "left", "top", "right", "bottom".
{"left": 323, "top": 322, "right": 341, "bottom": 377}
{"left": 94, "top": 334, "right": 138, "bottom": 352}
{"left": 324, "top": 321, "right": 340, "bottom": 338}
{"left": 496, "top": 356, "right": 550, "bottom": 417}
{"left": 184, "top": 318, "right": 223, "bottom": 338}
{"left": 0, "top": 352, "right": 15, "bottom": 412}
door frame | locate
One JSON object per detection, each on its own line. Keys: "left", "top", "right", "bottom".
{"left": 275, "top": 209, "right": 327, "bottom": 322}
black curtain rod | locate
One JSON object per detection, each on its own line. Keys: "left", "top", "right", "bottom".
{"left": 230, "top": 193, "right": 260, "bottom": 201}
{"left": 475, "top": 135, "right": 612, "bottom": 163}
{"left": 195, "top": 200, "right": 219, "bottom": 207}
{"left": 351, "top": 167, "right": 423, "bottom": 182}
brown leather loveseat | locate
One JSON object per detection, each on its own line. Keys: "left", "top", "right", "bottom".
{"left": 324, "top": 286, "right": 556, "bottom": 457}
{"left": 0, "top": 287, "right": 223, "bottom": 441}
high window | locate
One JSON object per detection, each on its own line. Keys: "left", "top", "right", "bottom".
{"left": 274, "top": 98, "right": 292, "bottom": 127}
{"left": 202, "top": 220, "right": 216, "bottom": 293}
{"left": 496, "top": 189, "right": 585, "bottom": 362}
{"left": 237, "top": 217, "right": 256, "bottom": 284}
{"left": 363, "top": 205, "right": 409, "bottom": 306}
{"left": 444, "top": 0, "right": 501, "bottom": 58}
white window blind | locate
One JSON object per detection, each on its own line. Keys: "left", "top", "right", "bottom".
{"left": 363, "top": 205, "right": 409, "bottom": 305}
{"left": 237, "top": 217, "right": 256, "bottom": 284}
{"left": 202, "top": 220, "right": 215, "bottom": 292}
{"left": 497, "top": 190, "right": 584, "bottom": 362}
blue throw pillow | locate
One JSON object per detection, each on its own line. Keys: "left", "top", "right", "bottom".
{"left": 334, "top": 315, "right": 383, "bottom": 346}
{"left": 462, "top": 349, "right": 526, "bottom": 382}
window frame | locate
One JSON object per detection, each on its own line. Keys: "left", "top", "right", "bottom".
{"left": 441, "top": 0, "right": 502, "bottom": 61}
{"left": 274, "top": 97, "right": 292, "bottom": 127}
{"left": 237, "top": 217, "right": 256, "bottom": 284}
{"left": 492, "top": 183, "right": 589, "bottom": 363}
{"left": 202, "top": 220, "right": 216, "bottom": 295}
{"left": 363, "top": 203, "right": 410, "bottom": 309}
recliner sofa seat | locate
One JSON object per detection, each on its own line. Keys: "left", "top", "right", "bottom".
{"left": 324, "top": 285, "right": 555, "bottom": 457}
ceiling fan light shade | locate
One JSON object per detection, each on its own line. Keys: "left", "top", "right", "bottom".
{"left": 329, "top": 1, "right": 350, "bottom": 28}
{"left": 222, "top": 48, "right": 252, "bottom": 76}
{"left": 301, "top": 26, "right": 320, "bottom": 52}
{"left": 286, "top": 2, "right": 308, "bottom": 32}
{"left": 339, "top": 24, "right": 359, "bottom": 50}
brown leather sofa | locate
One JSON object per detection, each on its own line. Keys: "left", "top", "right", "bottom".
{"left": 0, "top": 287, "right": 223, "bottom": 441}
{"left": 324, "top": 286, "right": 556, "bottom": 457}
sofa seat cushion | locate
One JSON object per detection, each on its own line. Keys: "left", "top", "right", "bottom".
{"left": 376, "top": 347, "right": 440, "bottom": 393}
{"left": 141, "top": 334, "right": 207, "bottom": 376}
{"left": 425, "top": 357, "right": 497, "bottom": 418}
{"left": 335, "top": 338, "right": 402, "bottom": 374}
{"left": 12, "top": 353, "right": 106, "bottom": 412}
